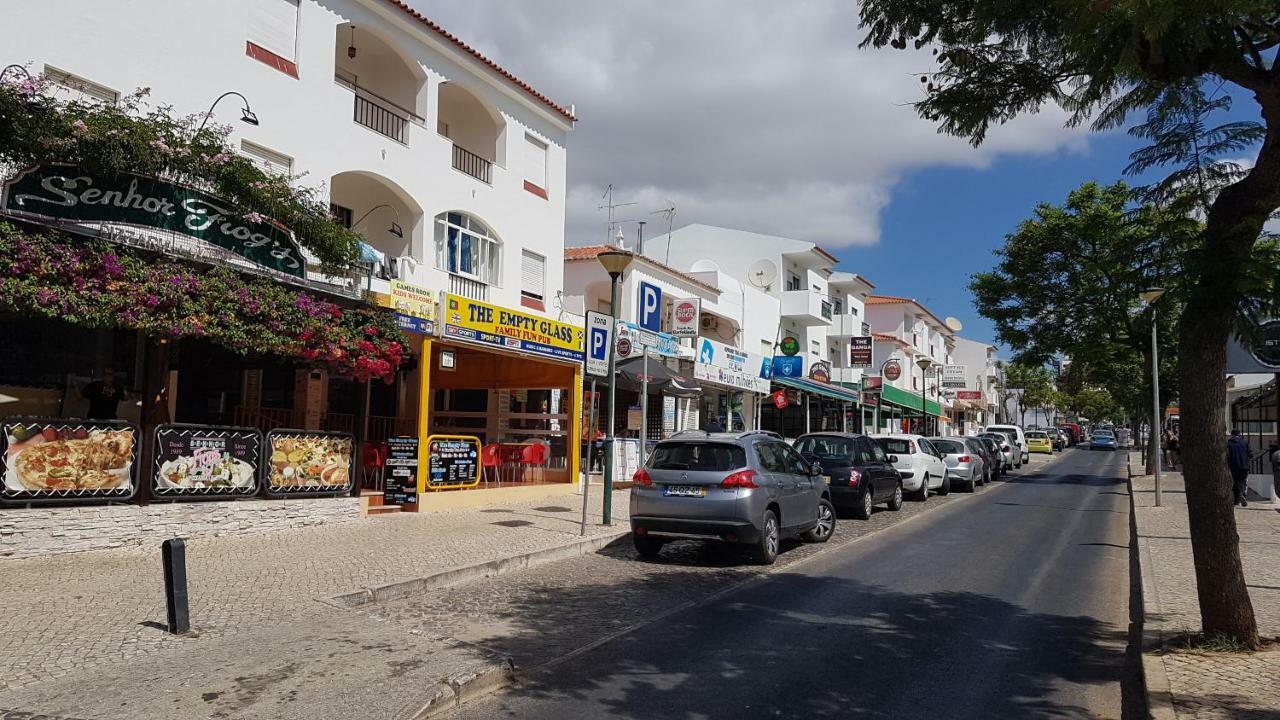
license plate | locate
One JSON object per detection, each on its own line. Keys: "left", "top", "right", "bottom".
{"left": 662, "top": 485, "right": 706, "bottom": 497}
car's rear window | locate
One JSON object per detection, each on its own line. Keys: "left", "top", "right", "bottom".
{"left": 931, "top": 439, "right": 965, "bottom": 454}
{"left": 1027, "top": 432, "right": 1048, "bottom": 439}
{"left": 875, "top": 437, "right": 912, "bottom": 455}
{"left": 649, "top": 442, "right": 746, "bottom": 471}
{"left": 793, "top": 436, "right": 857, "bottom": 460}
{"left": 1094, "top": 431, "right": 1114, "bottom": 438}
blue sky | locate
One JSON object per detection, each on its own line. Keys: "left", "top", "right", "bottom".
{"left": 843, "top": 131, "right": 1146, "bottom": 351}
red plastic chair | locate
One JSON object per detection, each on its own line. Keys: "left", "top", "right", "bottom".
{"left": 360, "top": 442, "right": 385, "bottom": 491}
{"left": 520, "top": 443, "right": 550, "bottom": 483}
{"left": 481, "top": 443, "right": 503, "bottom": 486}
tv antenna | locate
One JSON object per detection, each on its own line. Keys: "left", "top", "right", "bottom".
{"left": 652, "top": 202, "right": 676, "bottom": 263}
{"left": 599, "top": 184, "right": 638, "bottom": 245}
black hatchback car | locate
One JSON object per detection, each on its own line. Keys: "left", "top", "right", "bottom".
{"left": 794, "top": 433, "right": 903, "bottom": 520}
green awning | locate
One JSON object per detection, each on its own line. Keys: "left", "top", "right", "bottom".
{"left": 773, "top": 376, "right": 861, "bottom": 404}
{"left": 880, "top": 384, "right": 942, "bottom": 416}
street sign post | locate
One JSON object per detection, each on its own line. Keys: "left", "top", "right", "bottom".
{"left": 585, "top": 311, "right": 613, "bottom": 378}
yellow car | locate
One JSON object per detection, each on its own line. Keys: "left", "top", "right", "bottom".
{"left": 1026, "top": 431, "right": 1053, "bottom": 454}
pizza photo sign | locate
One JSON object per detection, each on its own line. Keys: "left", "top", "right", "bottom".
{"left": 1, "top": 417, "right": 139, "bottom": 503}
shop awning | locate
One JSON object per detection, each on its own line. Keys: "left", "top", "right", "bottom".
{"left": 615, "top": 357, "right": 701, "bottom": 397}
{"left": 880, "top": 384, "right": 942, "bottom": 417}
{"left": 773, "top": 376, "right": 861, "bottom": 404}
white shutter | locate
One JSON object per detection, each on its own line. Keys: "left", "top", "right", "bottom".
{"left": 521, "top": 250, "right": 545, "bottom": 300}
{"left": 523, "top": 134, "right": 547, "bottom": 189}
{"left": 240, "top": 140, "right": 293, "bottom": 176}
{"left": 249, "top": 0, "right": 300, "bottom": 61}
{"left": 43, "top": 66, "right": 118, "bottom": 105}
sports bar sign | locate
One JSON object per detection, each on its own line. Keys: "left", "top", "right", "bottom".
{"left": 441, "top": 293, "right": 584, "bottom": 363}
{"left": 2, "top": 165, "right": 305, "bottom": 277}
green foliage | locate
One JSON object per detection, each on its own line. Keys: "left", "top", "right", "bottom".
{"left": 0, "top": 223, "right": 409, "bottom": 383}
{"left": 970, "top": 181, "right": 1191, "bottom": 417}
{"left": 1125, "top": 84, "right": 1266, "bottom": 210}
{"left": 858, "top": 0, "right": 1278, "bottom": 144}
{"left": 0, "top": 76, "right": 361, "bottom": 272}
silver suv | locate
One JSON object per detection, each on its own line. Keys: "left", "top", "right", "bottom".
{"left": 630, "top": 431, "right": 835, "bottom": 564}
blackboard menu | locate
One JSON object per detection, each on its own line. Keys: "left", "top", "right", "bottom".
{"left": 153, "top": 424, "right": 261, "bottom": 497}
{"left": 384, "top": 436, "right": 419, "bottom": 506}
{"left": 427, "top": 436, "right": 481, "bottom": 488}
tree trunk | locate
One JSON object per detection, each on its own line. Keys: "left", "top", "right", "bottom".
{"left": 1175, "top": 119, "right": 1280, "bottom": 647}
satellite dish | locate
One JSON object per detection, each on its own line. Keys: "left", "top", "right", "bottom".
{"left": 747, "top": 259, "right": 778, "bottom": 290}
{"left": 690, "top": 259, "right": 720, "bottom": 273}
{"left": 944, "top": 316, "right": 964, "bottom": 332}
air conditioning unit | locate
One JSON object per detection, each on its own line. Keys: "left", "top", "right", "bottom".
{"left": 700, "top": 316, "right": 716, "bottom": 330}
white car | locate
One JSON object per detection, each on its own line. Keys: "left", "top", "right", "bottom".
{"left": 871, "top": 434, "right": 948, "bottom": 500}
{"left": 985, "top": 424, "right": 1029, "bottom": 466}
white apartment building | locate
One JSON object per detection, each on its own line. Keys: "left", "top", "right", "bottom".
{"left": 949, "top": 336, "right": 1001, "bottom": 434}
{"left": 643, "top": 225, "right": 874, "bottom": 381}
{"left": 864, "top": 295, "right": 957, "bottom": 434}
{"left": 10, "top": 0, "right": 575, "bottom": 311}
{"left": 562, "top": 243, "right": 780, "bottom": 434}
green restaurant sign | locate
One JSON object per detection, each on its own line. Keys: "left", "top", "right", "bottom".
{"left": 1, "top": 165, "right": 305, "bottom": 277}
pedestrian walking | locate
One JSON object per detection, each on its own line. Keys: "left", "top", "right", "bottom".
{"left": 704, "top": 415, "right": 725, "bottom": 433}
{"left": 1270, "top": 441, "right": 1280, "bottom": 508}
{"left": 1166, "top": 432, "right": 1181, "bottom": 470}
{"left": 1227, "top": 429, "right": 1252, "bottom": 507}
{"left": 1161, "top": 431, "right": 1170, "bottom": 469}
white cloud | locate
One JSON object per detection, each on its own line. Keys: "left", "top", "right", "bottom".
{"left": 417, "top": 1, "right": 1093, "bottom": 249}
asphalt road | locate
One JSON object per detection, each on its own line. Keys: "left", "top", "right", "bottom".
{"left": 451, "top": 447, "right": 1141, "bottom": 720}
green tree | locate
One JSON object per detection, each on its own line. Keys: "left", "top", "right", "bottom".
{"left": 999, "top": 362, "right": 1053, "bottom": 427}
{"left": 969, "top": 182, "right": 1190, "bottom": 470}
{"left": 860, "top": 1, "right": 1277, "bottom": 645}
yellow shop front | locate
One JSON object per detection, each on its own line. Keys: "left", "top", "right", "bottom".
{"left": 411, "top": 293, "right": 583, "bottom": 498}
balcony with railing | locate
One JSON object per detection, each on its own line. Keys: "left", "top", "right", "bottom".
{"left": 333, "top": 24, "right": 427, "bottom": 145}
{"left": 780, "top": 289, "right": 831, "bottom": 326}
{"left": 449, "top": 273, "right": 489, "bottom": 302}
{"left": 451, "top": 143, "right": 492, "bottom": 184}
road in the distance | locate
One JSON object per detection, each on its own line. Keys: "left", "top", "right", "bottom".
{"left": 451, "top": 448, "right": 1140, "bottom": 720}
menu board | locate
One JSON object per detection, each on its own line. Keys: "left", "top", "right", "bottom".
{"left": 264, "top": 429, "right": 353, "bottom": 496}
{"left": 152, "top": 424, "right": 261, "bottom": 498}
{"left": 426, "top": 436, "right": 481, "bottom": 489}
{"left": 384, "top": 436, "right": 419, "bottom": 506}
{"left": 1, "top": 418, "right": 138, "bottom": 503}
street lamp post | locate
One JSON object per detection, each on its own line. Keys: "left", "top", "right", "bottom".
{"left": 596, "top": 249, "right": 634, "bottom": 526}
{"left": 1140, "top": 287, "right": 1165, "bottom": 507}
{"left": 916, "top": 357, "right": 933, "bottom": 436}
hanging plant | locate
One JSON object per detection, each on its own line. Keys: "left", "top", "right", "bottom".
{"left": 0, "top": 224, "right": 409, "bottom": 383}
{"left": 0, "top": 73, "right": 361, "bottom": 272}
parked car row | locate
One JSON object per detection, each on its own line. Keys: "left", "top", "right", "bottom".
{"left": 629, "top": 424, "right": 1052, "bottom": 564}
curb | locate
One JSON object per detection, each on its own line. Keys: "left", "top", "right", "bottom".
{"left": 1127, "top": 452, "right": 1178, "bottom": 720}
{"left": 407, "top": 654, "right": 517, "bottom": 719}
{"left": 329, "top": 530, "right": 630, "bottom": 608}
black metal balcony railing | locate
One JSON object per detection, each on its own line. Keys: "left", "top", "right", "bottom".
{"left": 354, "top": 94, "right": 407, "bottom": 144}
{"left": 452, "top": 143, "right": 492, "bottom": 184}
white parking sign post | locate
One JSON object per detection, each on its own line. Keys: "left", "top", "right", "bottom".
{"left": 582, "top": 311, "right": 613, "bottom": 534}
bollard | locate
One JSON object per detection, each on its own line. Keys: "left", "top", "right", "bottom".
{"left": 162, "top": 538, "right": 190, "bottom": 635}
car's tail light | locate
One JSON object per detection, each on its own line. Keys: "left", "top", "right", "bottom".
{"left": 633, "top": 468, "right": 653, "bottom": 487}
{"left": 721, "top": 469, "right": 758, "bottom": 489}
{"left": 848, "top": 469, "right": 862, "bottom": 486}
{"left": 958, "top": 455, "right": 971, "bottom": 463}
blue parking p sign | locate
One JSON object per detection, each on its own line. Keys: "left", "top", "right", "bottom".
{"left": 585, "top": 311, "right": 613, "bottom": 377}
{"left": 638, "top": 282, "right": 662, "bottom": 332}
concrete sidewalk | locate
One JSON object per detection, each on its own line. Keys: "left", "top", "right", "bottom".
{"left": 0, "top": 488, "right": 631, "bottom": 713}
{"left": 1129, "top": 456, "right": 1280, "bottom": 719}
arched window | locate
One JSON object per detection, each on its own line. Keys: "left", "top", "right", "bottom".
{"left": 434, "top": 212, "right": 500, "bottom": 285}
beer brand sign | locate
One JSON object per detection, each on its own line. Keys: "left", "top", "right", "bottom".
{"left": 2, "top": 165, "right": 305, "bottom": 277}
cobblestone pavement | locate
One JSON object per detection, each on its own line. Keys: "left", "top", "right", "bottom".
{"left": 367, "top": 454, "right": 1068, "bottom": 672}
{"left": 1131, "top": 463, "right": 1280, "bottom": 719}
{"left": 0, "top": 490, "right": 631, "bottom": 693}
